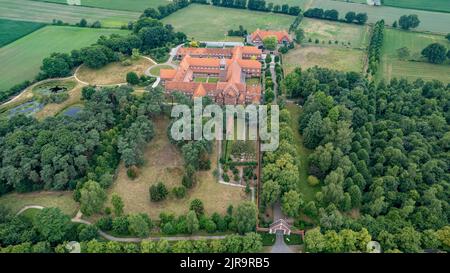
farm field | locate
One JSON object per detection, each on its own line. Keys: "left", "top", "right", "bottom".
{"left": 0, "top": 26, "right": 128, "bottom": 92}
{"left": 283, "top": 45, "right": 366, "bottom": 74}
{"left": 32, "top": 0, "right": 170, "bottom": 12}
{"left": 162, "top": 4, "right": 295, "bottom": 41}
{"left": 383, "top": 0, "right": 450, "bottom": 13}
{"left": 0, "top": 19, "right": 45, "bottom": 47}
{"left": 300, "top": 18, "right": 370, "bottom": 48}
{"left": 378, "top": 28, "right": 450, "bottom": 83}
{"left": 0, "top": 0, "right": 140, "bottom": 28}
{"left": 76, "top": 57, "right": 154, "bottom": 85}
{"left": 310, "top": 0, "right": 450, "bottom": 34}
{"left": 108, "top": 117, "right": 248, "bottom": 219}
{"left": 0, "top": 191, "right": 79, "bottom": 216}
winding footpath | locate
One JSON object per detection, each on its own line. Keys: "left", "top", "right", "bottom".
{"left": 17, "top": 205, "right": 227, "bottom": 243}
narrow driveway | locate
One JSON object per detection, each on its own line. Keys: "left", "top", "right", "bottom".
{"left": 270, "top": 232, "right": 293, "bottom": 253}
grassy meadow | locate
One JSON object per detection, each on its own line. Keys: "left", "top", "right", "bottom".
{"left": 162, "top": 4, "right": 295, "bottom": 41}
{"left": 0, "top": 0, "right": 140, "bottom": 28}
{"left": 378, "top": 28, "right": 450, "bottom": 83}
{"left": 32, "top": 0, "right": 170, "bottom": 12}
{"left": 310, "top": 0, "right": 450, "bottom": 34}
{"left": 0, "top": 19, "right": 45, "bottom": 47}
{"left": 0, "top": 26, "right": 128, "bottom": 91}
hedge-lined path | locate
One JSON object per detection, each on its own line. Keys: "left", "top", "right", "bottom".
{"left": 17, "top": 205, "right": 228, "bottom": 243}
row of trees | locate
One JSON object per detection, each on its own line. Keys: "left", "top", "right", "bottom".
{"left": 304, "top": 8, "right": 368, "bottom": 25}
{"left": 284, "top": 66, "right": 449, "bottom": 252}
{"left": 367, "top": 20, "right": 385, "bottom": 75}
{"left": 140, "top": 0, "right": 190, "bottom": 20}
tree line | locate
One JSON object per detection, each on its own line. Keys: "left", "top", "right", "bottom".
{"left": 304, "top": 8, "right": 368, "bottom": 25}
{"left": 367, "top": 20, "right": 385, "bottom": 76}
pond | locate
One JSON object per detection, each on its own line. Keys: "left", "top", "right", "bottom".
{"left": 60, "top": 105, "right": 83, "bottom": 117}
{"left": 7, "top": 101, "right": 44, "bottom": 118}
{"left": 33, "top": 80, "right": 76, "bottom": 96}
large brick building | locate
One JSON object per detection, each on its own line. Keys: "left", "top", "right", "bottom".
{"left": 160, "top": 46, "right": 263, "bottom": 105}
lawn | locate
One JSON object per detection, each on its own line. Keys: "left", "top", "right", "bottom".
{"left": 299, "top": 18, "right": 370, "bottom": 49}
{"left": 76, "top": 57, "right": 153, "bottom": 85}
{"left": 283, "top": 45, "right": 366, "bottom": 74}
{"left": 0, "top": 191, "right": 79, "bottom": 216}
{"left": 0, "top": 0, "right": 140, "bottom": 28}
{"left": 383, "top": 0, "right": 450, "bottom": 13}
{"left": 32, "top": 0, "right": 170, "bottom": 12}
{"left": 0, "top": 19, "right": 45, "bottom": 47}
{"left": 310, "top": 0, "right": 450, "bottom": 34}
{"left": 162, "top": 4, "right": 295, "bottom": 41}
{"left": 378, "top": 28, "right": 450, "bottom": 83}
{"left": 149, "top": 64, "right": 174, "bottom": 77}
{"left": 107, "top": 116, "right": 249, "bottom": 219}
{"left": 285, "top": 103, "right": 318, "bottom": 203}
{"left": 0, "top": 25, "right": 128, "bottom": 91}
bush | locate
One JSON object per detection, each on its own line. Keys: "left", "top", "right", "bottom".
{"left": 96, "top": 216, "right": 113, "bottom": 231}
{"left": 182, "top": 174, "right": 194, "bottom": 188}
{"left": 307, "top": 175, "right": 320, "bottom": 186}
{"left": 149, "top": 182, "right": 168, "bottom": 202}
{"left": 172, "top": 186, "right": 187, "bottom": 199}
{"left": 205, "top": 219, "right": 217, "bottom": 233}
{"left": 78, "top": 225, "right": 98, "bottom": 241}
{"left": 127, "top": 165, "right": 139, "bottom": 179}
{"left": 112, "top": 216, "right": 130, "bottom": 235}
{"left": 190, "top": 199, "right": 205, "bottom": 216}
{"left": 223, "top": 173, "right": 230, "bottom": 182}
{"left": 126, "top": 72, "right": 140, "bottom": 85}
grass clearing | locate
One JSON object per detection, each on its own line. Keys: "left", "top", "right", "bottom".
{"left": 107, "top": 116, "right": 248, "bottom": 219}
{"left": 0, "top": 19, "right": 45, "bottom": 47}
{"left": 378, "top": 28, "right": 450, "bottom": 83}
{"left": 310, "top": 0, "right": 450, "bottom": 34}
{"left": 300, "top": 18, "right": 370, "bottom": 48}
{"left": 149, "top": 64, "right": 173, "bottom": 77}
{"left": 76, "top": 57, "right": 153, "bottom": 85}
{"left": 0, "top": 25, "right": 128, "bottom": 91}
{"left": 162, "top": 4, "right": 295, "bottom": 41}
{"left": 0, "top": 0, "right": 140, "bottom": 28}
{"left": 283, "top": 45, "right": 365, "bottom": 74}
{"left": 383, "top": 0, "right": 450, "bottom": 13}
{"left": 286, "top": 103, "right": 317, "bottom": 203}
{"left": 32, "top": 0, "right": 170, "bottom": 12}
{"left": 0, "top": 191, "right": 79, "bottom": 216}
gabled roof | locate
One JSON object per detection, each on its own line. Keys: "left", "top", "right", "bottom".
{"left": 250, "top": 29, "right": 291, "bottom": 43}
{"left": 193, "top": 83, "right": 207, "bottom": 97}
{"left": 160, "top": 69, "right": 176, "bottom": 79}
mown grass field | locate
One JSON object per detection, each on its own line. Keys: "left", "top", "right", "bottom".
{"left": 285, "top": 103, "right": 317, "bottom": 203}
{"left": 0, "top": 191, "right": 79, "bottom": 216}
{"left": 310, "top": 0, "right": 450, "bottom": 34}
{"left": 108, "top": 117, "right": 248, "bottom": 219}
{"left": 0, "top": 0, "right": 140, "bottom": 28}
{"left": 300, "top": 18, "right": 370, "bottom": 48}
{"left": 383, "top": 0, "right": 450, "bottom": 13}
{"left": 162, "top": 4, "right": 295, "bottom": 41}
{"left": 283, "top": 45, "right": 365, "bottom": 74}
{"left": 0, "top": 19, "right": 45, "bottom": 47}
{"left": 0, "top": 26, "right": 128, "bottom": 92}
{"left": 32, "top": 0, "right": 169, "bottom": 12}
{"left": 378, "top": 28, "right": 450, "bottom": 83}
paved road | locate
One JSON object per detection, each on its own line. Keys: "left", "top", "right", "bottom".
{"left": 270, "top": 232, "right": 293, "bottom": 253}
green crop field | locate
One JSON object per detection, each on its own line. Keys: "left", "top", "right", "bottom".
{"left": 0, "top": 0, "right": 140, "bottom": 28}
{"left": 0, "top": 19, "right": 45, "bottom": 47}
{"left": 0, "top": 26, "right": 129, "bottom": 91}
{"left": 162, "top": 4, "right": 295, "bottom": 41}
{"left": 300, "top": 17, "right": 370, "bottom": 48}
{"left": 309, "top": 0, "right": 450, "bottom": 34}
{"left": 383, "top": 0, "right": 450, "bottom": 13}
{"left": 32, "top": 0, "right": 170, "bottom": 12}
{"left": 378, "top": 28, "right": 450, "bottom": 83}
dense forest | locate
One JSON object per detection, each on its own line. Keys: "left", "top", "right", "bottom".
{"left": 284, "top": 67, "right": 449, "bottom": 252}
{"left": 0, "top": 86, "right": 164, "bottom": 195}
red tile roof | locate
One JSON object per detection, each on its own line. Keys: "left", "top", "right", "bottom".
{"left": 250, "top": 29, "right": 291, "bottom": 43}
{"left": 160, "top": 69, "right": 176, "bottom": 79}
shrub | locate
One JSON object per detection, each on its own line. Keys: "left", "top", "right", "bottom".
{"left": 223, "top": 173, "right": 230, "bottom": 182}
{"left": 126, "top": 72, "right": 140, "bottom": 85}
{"left": 78, "top": 225, "right": 98, "bottom": 241}
{"left": 307, "top": 175, "right": 320, "bottom": 186}
{"left": 205, "top": 219, "right": 217, "bottom": 233}
{"left": 172, "top": 186, "right": 187, "bottom": 199}
{"left": 96, "top": 216, "right": 113, "bottom": 231}
{"left": 112, "top": 216, "right": 130, "bottom": 235}
{"left": 190, "top": 199, "right": 205, "bottom": 216}
{"left": 182, "top": 174, "right": 193, "bottom": 188}
{"left": 149, "top": 182, "right": 168, "bottom": 202}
